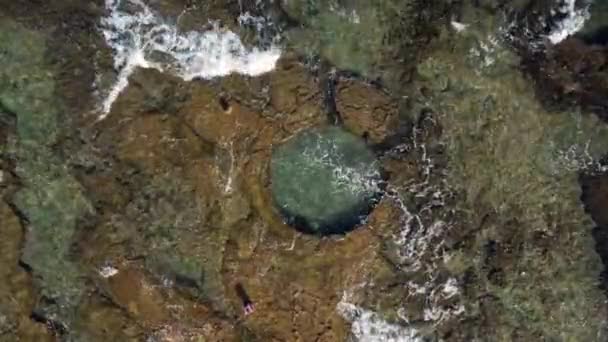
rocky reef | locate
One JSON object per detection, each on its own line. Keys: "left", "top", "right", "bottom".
{"left": 1, "top": 0, "right": 608, "bottom": 341}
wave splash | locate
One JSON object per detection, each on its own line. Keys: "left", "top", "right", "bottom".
{"left": 98, "top": 0, "right": 281, "bottom": 118}
{"left": 547, "top": 0, "right": 591, "bottom": 44}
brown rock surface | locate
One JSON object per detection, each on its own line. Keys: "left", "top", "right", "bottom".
{"left": 115, "top": 113, "right": 212, "bottom": 172}
{"left": 0, "top": 201, "right": 54, "bottom": 341}
{"left": 95, "top": 263, "right": 239, "bottom": 341}
{"left": 78, "top": 49, "right": 411, "bottom": 340}
{"left": 336, "top": 80, "right": 399, "bottom": 143}
{"left": 268, "top": 56, "right": 326, "bottom": 134}
{"left": 521, "top": 38, "right": 608, "bottom": 120}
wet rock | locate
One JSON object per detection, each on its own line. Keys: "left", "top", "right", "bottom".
{"left": 279, "top": 0, "right": 450, "bottom": 88}
{"left": 581, "top": 172, "right": 608, "bottom": 227}
{"left": 46, "top": 2, "right": 104, "bottom": 121}
{"left": 147, "top": 322, "right": 238, "bottom": 342}
{"left": 580, "top": 171, "right": 608, "bottom": 295}
{"left": 520, "top": 38, "right": 608, "bottom": 120}
{"left": 105, "top": 267, "right": 168, "bottom": 325}
{"left": 0, "top": 201, "right": 54, "bottom": 341}
{"left": 0, "top": 18, "right": 93, "bottom": 330}
{"left": 269, "top": 57, "right": 320, "bottom": 115}
{"left": 133, "top": 69, "right": 191, "bottom": 113}
{"left": 267, "top": 56, "right": 326, "bottom": 133}
{"left": 124, "top": 175, "right": 226, "bottom": 303}
{"left": 222, "top": 226, "right": 384, "bottom": 341}
{"left": 283, "top": 0, "right": 387, "bottom": 76}
{"left": 413, "top": 18, "right": 608, "bottom": 340}
{"left": 336, "top": 80, "right": 398, "bottom": 143}
{"left": 217, "top": 74, "right": 272, "bottom": 113}
{"left": 0, "top": 105, "right": 16, "bottom": 149}
{"left": 106, "top": 68, "right": 191, "bottom": 117}
{"left": 75, "top": 167, "right": 132, "bottom": 213}
{"left": 0, "top": 20, "right": 59, "bottom": 146}
{"left": 115, "top": 113, "right": 213, "bottom": 172}
{"left": 146, "top": 0, "right": 243, "bottom": 33}
{"left": 16, "top": 172, "right": 92, "bottom": 321}
{"left": 147, "top": 253, "right": 204, "bottom": 292}
{"left": 504, "top": 0, "right": 608, "bottom": 120}
{"left": 178, "top": 82, "right": 278, "bottom": 146}
{"left": 87, "top": 74, "right": 232, "bottom": 316}
{"left": 1, "top": 0, "right": 105, "bottom": 127}
{"left": 71, "top": 295, "right": 143, "bottom": 342}
{"left": 222, "top": 192, "right": 251, "bottom": 227}
{"left": 504, "top": 0, "right": 569, "bottom": 42}
{"left": 95, "top": 263, "right": 240, "bottom": 341}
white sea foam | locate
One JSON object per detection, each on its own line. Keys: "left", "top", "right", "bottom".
{"left": 303, "top": 138, "right": 383, "bottom": 197}
{"left": 98, "top": 0, "right": 281, "bottom": 118}
{"left": 329, "top": 5, "right": 361, "bottom": 24}
{"left": 380, "top": 138, "right": 465, "bottom": 326}
{"left": 547, "top": 0, "right": 591, "bottom": 44}
{"left": 99, "top": 265, "right": 119, "bottom": 278}
{"left": 550, "top": 140, "right": 608, "bottom": 174}
{"left": 467, "top": 33, "right": 502, "bottom": 73}
{"left": 338, "top": 294, "right": 424, "bottom": 342}
{"left": 451, "top": 21, "right": 468, "bottom": 33}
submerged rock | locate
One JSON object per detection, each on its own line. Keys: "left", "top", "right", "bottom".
{"left": 271, "top": 126, "right": 383, "bottom": 234}
{"left": 279, "top": 0, "right": 450, "bottom": 88}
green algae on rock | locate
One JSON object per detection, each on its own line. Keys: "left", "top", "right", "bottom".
{"left": 271, "top": 126, "right": 383, "bottom": 235}
{"left": 281, "top": 0, "right": 447, "bottom": 86}
{"left": 414, "top": 19, "right": 608, "bottom": 340}
{"left": 0, "top": 18, "right": 91, "bottom": 328}
{"left": 109, "top": 169, "right": 234, "bottom": 313}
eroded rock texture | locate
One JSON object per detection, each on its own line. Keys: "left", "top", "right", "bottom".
{"left": 2, "top": 0, "right": 608, "bottom": 341}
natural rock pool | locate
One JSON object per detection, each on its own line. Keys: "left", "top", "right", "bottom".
{"left": 271, "top": 126, "right": 383, "bottom": 235}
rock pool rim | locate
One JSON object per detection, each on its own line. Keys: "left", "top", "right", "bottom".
{"left": 274, "top": 192, "right": 385, "bottom": 235}
{"left": 270, "top": 126, "right": 387, "bottom": 236}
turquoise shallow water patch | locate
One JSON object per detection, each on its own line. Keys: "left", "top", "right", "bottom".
{"left": 271, "top": 126, "right": 383, "bottom": 235}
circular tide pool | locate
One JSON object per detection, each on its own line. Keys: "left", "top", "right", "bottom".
{"left": 270, "top": 126, "right": 384, "bottom": 235}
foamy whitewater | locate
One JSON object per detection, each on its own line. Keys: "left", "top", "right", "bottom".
{"left": 338, "top": 292, "right": 424, "bottom": 342}
{"left": 334, "top": 139, "right": 465, "bottom": 341}
{"left": 301, "top": 140, "right": 383, "bottom": 198}
{"left": 547, "top": 0, "right": 591, "bottom": 44}
{"left": 98, "top": 0, "right": 281, "bottom": 118}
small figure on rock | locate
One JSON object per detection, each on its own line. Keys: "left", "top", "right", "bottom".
{"left": 235, "top": 283, "right": 255, "bottom": 316}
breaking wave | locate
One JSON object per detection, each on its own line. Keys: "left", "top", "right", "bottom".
{"left": 98, "top": 0, "right": 281, "bottom": 118}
